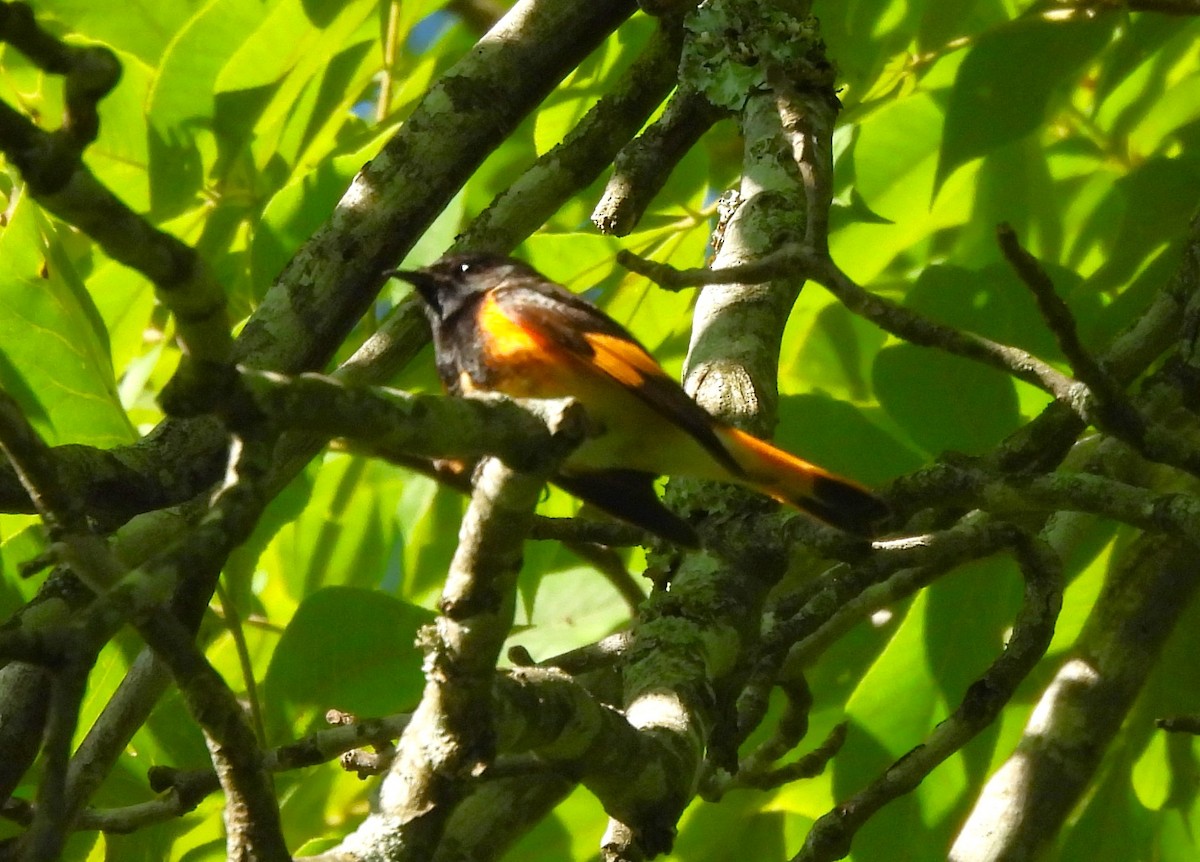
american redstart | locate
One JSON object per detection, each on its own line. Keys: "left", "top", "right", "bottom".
{"left": 388, "top": 253, "right": 887, "bottom": 546}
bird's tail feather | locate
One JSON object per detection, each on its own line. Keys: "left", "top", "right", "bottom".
{"left": 716, "top": 427, "right": 888, "bottom": 536}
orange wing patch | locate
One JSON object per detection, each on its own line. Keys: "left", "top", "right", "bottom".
{"left": 583, "top": 331, "right": 671, "bottom": 389}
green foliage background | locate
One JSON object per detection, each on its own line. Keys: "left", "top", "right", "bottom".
{"left": 1, "top": 0, "right": 1199, "bottom": 859}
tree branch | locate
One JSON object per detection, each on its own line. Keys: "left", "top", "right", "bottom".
{"left": 620, "top": 246, "right": 1086, "bottom": 407}
{"left": 951, "top": 533, "right": 1199, "bottom": 861}
{"left": 327, "top": 458, "right": 549, "bottom": 861}
{"left": 797, "top": 534, "right": 1063, "bottom": 862}
{"left": 321, "top": 399, "right": 585, "bottom": 860}
{"left": 592, "top": 88, "right": 726, "bottom": 236}
{"left": 462, "top": 18, "right": 685, "bottom": 251}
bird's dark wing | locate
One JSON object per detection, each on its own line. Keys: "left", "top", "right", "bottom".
{"left": 489, "top": 281, "right": 744, "bottom": 478}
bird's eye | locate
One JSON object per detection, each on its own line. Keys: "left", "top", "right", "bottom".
{"left": 457, "top": 262, "right": 472, "bottom": 275}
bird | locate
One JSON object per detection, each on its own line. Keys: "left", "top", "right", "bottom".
{"left": 387, "top": 253, "right": 886, "bottom": 546}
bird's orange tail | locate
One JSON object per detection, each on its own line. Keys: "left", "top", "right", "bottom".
{"left": 715, "top": 426, "right": 888, "bottom": 536}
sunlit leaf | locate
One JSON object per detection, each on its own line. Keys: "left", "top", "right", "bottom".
{"left": 0, "top": 198, "right": 134, "bottom": 446}
{"left": 1132, "top": 731, "right": 1170, "bottom": 812}
{"left": 936, "top": 12, "right": 1114, "bottom": 192}
{"left": 214, "top": 0, "right": 377, "bottom": 94}
{"left": 27, "top": 0, "right": 197, "bottom": 65}
{"left": 146, "top": 0, "right": 266, "bottom": 216}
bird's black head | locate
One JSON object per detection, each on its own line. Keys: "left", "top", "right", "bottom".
{"left": 386, "top": 253, "right": 536, "bottom": 321}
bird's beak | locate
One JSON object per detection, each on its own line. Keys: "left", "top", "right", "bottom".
{"left": 383, "top": 268, "right": 423, "bottom": 285}
{"left": 384, "top": 268, "right": 441, "bottom": 311}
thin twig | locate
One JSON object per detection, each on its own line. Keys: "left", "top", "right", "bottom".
{"left": 528, "top": 631, "right": 633, "bottom": 675}
{"left": 713, "top": 722, "right": 847, "bottom": 796}
{"left": 215, "top": 582, "right": 267, "bottom": 746}
{"left": 1, "top": 712, "right": 415, "bottom": 835}
{"left": 619, "top": 246, "right": 1086, "bottom": 404}
{"left": 19, "top": 659, "right": 91, "bottom": 861}
{"left": 1157, "top": 714, "right": 1200, "bottom": 733}
{"left": 375, "top": 1, "right": 401, "bottom": 123}
{"left": 997, "top": 224, "right": 1144, "bottom": 435}
{"left": 769, "top": 518, "right": 1026, "bottom": 674}
{"left": 528, "top": 516, "right": 649, "bottom": 548}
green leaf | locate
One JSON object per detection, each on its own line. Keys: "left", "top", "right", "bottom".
{"left": 845, "top": 594, "right": 937, "bottom": 757}
{"left": 214, "top": 0, "right": 377, "bottom": 94}
{"left": 840, "top": 581, "right": 986, "bottom": 849}
{"left": 936, "top": 13, "right": 1115, "bottom": 191}
{"left": 917, "top": 0, "right": 1011, "bottom": 54}
{"left": 841, "top": 90, "right": 977, "bottom": 280}
{"left": 903, "top": 262, "right": 1090, "bottom": 365}
{"left": 1047, "top": 526, "right": 1118, "bottom": 655}
{"left": 533, "top": 25, "right": 649, "bottom": 159}
{"left": 1123, "top": 65, "right": 1200, "bottom": 158}
{"left": 263, "top": 586, "right": 434, "bottom": 737}
{"left": 818, "top": 0, "right": 922, "bottom": 100}
{"left": 775, "top": 394, "right": 921, "bottom": 486}
{"left": 502, "top": 786, "right": 608, "bottom": 862}
{"left": 27, "top": 0, "right": 199, "bottom": 66}
{"left": 244, "top": 34, "right": 377, "bottom": 175}
{"left": 49, "top": 831, "right": 100, "bottom": 862}
{"left": 872, "top": 343, "right": 1020, "bottom": 456}
{"left": 1093, "top": 15, "right": 1194, "bottom": 139}
{"left": 0, "top": 521, "right": 43, "bottom": 617}
{"left": 923, "top": 556, "right": 1024, "bottom": 707}
{"left": 782, "top": 293, "right": 887, "bottom": 403}
{"left": 265, "top": 455, "right": 405, "bottom": 601}
{"left": 673, "top": 798, "right": 786, "bottom": 862}
{"left": 83, "top": 49, "right": 154, "bottom": 213}
{"left": 0, "top": 197, "right": 134, "bottom": 446}
{"left": 1156, "top": 809, "right": 1200, "bottom": 862}
{"left": 1059, "top": 756, "right": 1154, "bottom": 861}
{"left": 133, "top": 685, "right": 210, "bottom": 773}
{"left": 252, "top": 127, "right": 398, "bottom": 293}
{"left": 1077, "top": 156, "right": 1200, "bottom": 294}
{"left": 508, "top": 551, "right": 635, "bottom": 662}
{"left": 81, "top": 257, "right": 157, "bottom": 389}
{"left": 954, "top": 139, "right": 1062, "bottom": 265}
{"left": 836, "top": 704, "right": 930, "bottom": 858}
{"left": 853, "top": 91, "right": 945, "bottom": 221}
{"left": 501, "top": 811, "right": 574, "bottom": 862}
{"left": 146, "top": 0, "right": 266, "bottom": 216}
{"left": 395, "top": 474, "right": 465, "bottom": 607}
{"left": 1132, "top": 731, "right": 1170, "bottom": 812}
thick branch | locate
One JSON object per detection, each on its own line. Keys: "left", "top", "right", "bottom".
{"left": 592, "top": 88, "right": 725, "bottom": 236}
{"left": 237, "top": 0, "right": 637, "bottom": 374}
{"left": 951, "top": 534, "right": 1199, "bottom": 861}
{"left": 328, "top": 459, "right": 546, "bottom": 861}
{"left": 0, "top": 393, "right": 288, "bottom": 860}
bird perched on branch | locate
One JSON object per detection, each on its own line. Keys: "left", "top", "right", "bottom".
{"left": 389, "top": 253, "right": 886, "bottom": 546}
